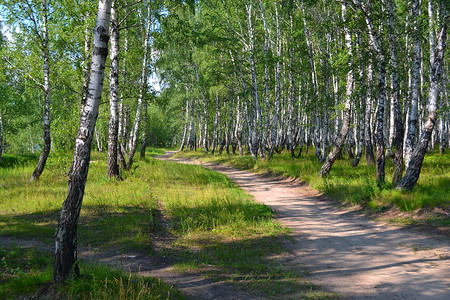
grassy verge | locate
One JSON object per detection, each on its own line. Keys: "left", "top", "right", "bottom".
{"left": 0, "top": 147, "right": 333, "bottom": 299}
{"left": 174, "top": 148, "right": 449, "bottom": 229}
{"left": 0, "top": 246, "right": 183, "bottom": 299}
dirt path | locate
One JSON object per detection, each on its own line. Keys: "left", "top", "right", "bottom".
{"left": 155, "top": 152, "right": 450, "bottom": 299}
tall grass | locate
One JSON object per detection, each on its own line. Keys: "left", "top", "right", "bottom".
{"left": 175, "top": 148, "right": 450, "bottom": 213}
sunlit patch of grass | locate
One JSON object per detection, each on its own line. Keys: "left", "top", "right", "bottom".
{"left": 176, "top": 148, "right": 449, "bottom": 214}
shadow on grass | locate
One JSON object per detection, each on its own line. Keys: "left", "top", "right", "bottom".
{"left": 156, "top": 233, "right": 333, "bottom": 299}
{"left": 0, "top": 205, "right": 160, "bottom": 251}
{"left": 0, "top": 210, "right": 59, "bottom": 242}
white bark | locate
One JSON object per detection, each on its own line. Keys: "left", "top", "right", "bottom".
{"left": 268, "top": 1, "right": 281, "bottom": 159}
{"left": 179, "top": 95, "right": 190, "bottom": 151}
{"left": 398, "top": 9, "right": 447, "bottom": 190}
{"left": 258, "top": 0, "right": 270, "bottom": 157}
{"left": 128, "top": 6, "right": 151, "bottom": 167}
{"left": 319, "top": 3, "right": 354, "bottom": 178}
{"left": 193, "top": 62, "right": 208, "bottom": 152}
{"left": 361, "top": 0, "right": 387, "bottom": 184}
{"left": 54, "top": 0, "right": 112, "bottom": 283}
{"left": 81, "top": 12, "right": 91, "bottom": 108}
{"left": 30, "top": 0, "right": 51, "bottom": 182}
{"left": 107, "top": 1, "right": 120, "bottom": 178}
{"left": 245, "top": 0, "right": 261, "bottom": 159}
{"left": 404, "top": 0, "right": 421, "bottom": 168}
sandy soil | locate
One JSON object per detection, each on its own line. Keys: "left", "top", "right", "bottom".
{"left": 155, "top": 151, "right": 450, "bottom": 299}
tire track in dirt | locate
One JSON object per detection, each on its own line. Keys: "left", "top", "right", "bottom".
{"left": 156, "top": 152, "right": 450, "bottom": 299}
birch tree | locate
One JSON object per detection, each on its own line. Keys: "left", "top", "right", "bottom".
{"left": 107, "top": 0, "right": 120, "bottom": 178}
{"left": 1, "top": 0, "right": 53, "bottom": 181}
{"left": 385, "top": 0, "right": 404, "bottom": 184}
{"left": 355, "top": 0, "right": 388, "bottom": 185}
{"left": 127, "top": 4, "right": 151, "bottom": 168}
{"left": 404, "top": 0, "right": 421, "bottom": 169}
{"left": 319, "top": 3, "right": 353, "bottom": 177}
{"left": 54, "top": 0, "right": 112, "bottom": 283}
{"left": 397, "top": 4, "right": 448, "bottom": 191}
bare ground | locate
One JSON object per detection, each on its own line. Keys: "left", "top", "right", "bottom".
{"left": 155, "top": 151, "right": 450, "bottom": 299}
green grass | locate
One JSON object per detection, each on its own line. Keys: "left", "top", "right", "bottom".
{"left": 0, "top": 147, "right": 333, "bottom": 299}
{"left": 0, "top": 246, "right": 183, "bottom": 300}
{"left": 0, "top": 153, "right": 38, "bottom": 169}
{"left": 175, "top": 148, "right": 450, "bottom": 214}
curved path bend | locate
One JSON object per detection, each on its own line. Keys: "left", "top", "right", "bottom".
{"left": 155, "top": 152, "right": 450, "bottom": 299}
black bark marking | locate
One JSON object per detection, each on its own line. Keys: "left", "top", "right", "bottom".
{"left": 93, "top": 46, "right": 109, "bottom": 58}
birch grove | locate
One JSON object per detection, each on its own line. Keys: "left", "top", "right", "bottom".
{"left": 0, "top": 2, "right": 448, "bottom": 276}
{"left": 158, "top": 0, "right": 448, "bottom": 191}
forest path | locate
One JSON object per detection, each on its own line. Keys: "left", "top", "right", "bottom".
{"left": 155, "top": 151, "right": 450, "bottom": 299}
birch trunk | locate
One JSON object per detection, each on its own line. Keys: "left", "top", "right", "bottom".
{"left": 245, "top": 1, "right": 260, "bottom": 160}
{"left": 361, "top": 1, "right": 387, "bottom": 184}
{"left": 364, "top": 63, "right": 375, "bottom": 165}
{"left": 319, "top": 3, "right": 353, "bottom": 177}
{"left": 374, "top": 56, "right": 387, "bottom": 185}
{"left": 235, "top": 96, "right": 244, "bottom": 156}
{"left": 179, "top": 96, "right": 189, "bottom": 152}
{"left": 140, "top": 101, "right": 147, "bottom": 159}
{"left": 352, "top": 34, "right": 365, "bottom": 167}
{"left": 301, "top": 2, "right": 320, "bottom": 160}
{"left": 127, "top": 6, "right": 151, "bottom": 168}
{"left": 118, "top": 26, "right": 128, "bottom": 169}
{"left": 440, "top": 74, "right": 448, "bottom": 154}
{"left": 80, "top": 12, "right": 91, "bottom": 108}
{"left": 224, "top": 10, "right": 244, "bottom": 156}
{"left": 287, "top": 5, "right": 296, "bottom": 158}
{"left": 107, "top": 2, "right": 120, "bottom": 178}
{"left": 211, "top": 94, "right": 220, "bottom": 155}
{"left": 187, "top": 94, "right": 195, "bottom": 151}
{"left": 258, "top": 0, "right": 270, "bottom": 157}
{"left": 404, "top": 0, "right": 421, "bottom": 169}
{"left": 386, "top": 0, "right": 405, "bottom": 184}
{"left": 122, "top": 106, "right": 130, "bottom": 154}
{"left": 229, "top": 49, "right": 244, "bottom": 156}
{"left": 193, "top": 62, "right": 208, "bottom": 153}
{"left": 54, "top": 0, "right": 112, "bottom": 283}
{"left": 30, "top": 0, "right": 51, "bottom": 182}
{"left": 95, "top": 129, "right": 103, "bottom": 151}
{"left": 398, "top": 11, "right": 447, "bottom": 190}
{"left": 268, "top": 1, "right": 281, "bottom": 159}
